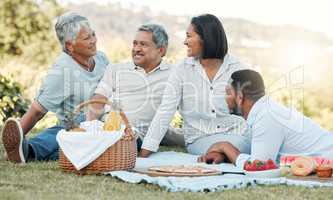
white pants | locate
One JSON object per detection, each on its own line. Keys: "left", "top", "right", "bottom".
{"left": 186, "top": 133, "right": 251, "bottom": 155}
{"left": 134, "top": 126, "right": 185, "bottom": 148}
{"left": 160, "top": 127, "right": 185, "bottom": 147}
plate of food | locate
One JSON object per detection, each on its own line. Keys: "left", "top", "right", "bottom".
{"left": 133, "top": 165, "right": 222, "bottom": 177}
{"left": 244, "top": 159, "right": 281, "bottom": 178}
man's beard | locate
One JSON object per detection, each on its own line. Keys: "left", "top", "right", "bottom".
{"left": 229, "top": 105, "right": 242, "bottom": 116}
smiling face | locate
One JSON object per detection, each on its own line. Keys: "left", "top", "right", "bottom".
{"left": 69, "top": 26, "right": 97, "bottom": 58}
{"left": 184, "top": 24, "right": 203, "bottom": 58}
{"left": 132, "top": 31, "right": 164, "bottom": 69}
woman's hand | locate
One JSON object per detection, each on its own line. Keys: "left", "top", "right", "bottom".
{"left": 139, "top": 149, "right": 153, "bottom": 158}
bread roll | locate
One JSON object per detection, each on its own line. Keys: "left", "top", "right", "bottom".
{"left": 291, "top": 156, "right": 316, "bottom": 176}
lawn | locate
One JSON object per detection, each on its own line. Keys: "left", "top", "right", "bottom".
{"left": 1, "top": 135, "right": 333, "bottom": 200}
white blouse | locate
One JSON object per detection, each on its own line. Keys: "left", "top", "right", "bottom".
{"left": 142, "top": 54, "right": 249, "bottom": 152}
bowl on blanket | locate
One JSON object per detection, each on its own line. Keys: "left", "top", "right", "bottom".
{"left": 245, "top": 168, "right": 282, "bottom": 178}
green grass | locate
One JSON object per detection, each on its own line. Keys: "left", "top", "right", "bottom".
{"left": 1, "top": 137, "right": 333, "bottom": 200}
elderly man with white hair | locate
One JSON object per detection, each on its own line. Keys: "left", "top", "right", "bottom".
{"left": 1, "top": 12, "right": 109, "bottom": 163}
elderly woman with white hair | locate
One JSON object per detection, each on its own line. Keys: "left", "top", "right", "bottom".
{"left": 1, "top": 12, "right": 110, "bottom": 163}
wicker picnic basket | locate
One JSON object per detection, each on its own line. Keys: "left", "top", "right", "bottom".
{"left": 58, "top": 99, "right": 137, "bottom": 175}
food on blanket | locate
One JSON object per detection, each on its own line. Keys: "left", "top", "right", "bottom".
{"left": 313, "top": 157, "right": 333, "bottom": 166}
{"left": 70, "top": 127, "right": 86, "bottom": 132}
{"left": 280, "top": 155, "right": 295, "bottom": 167}
{"left": 290, "top": 157, "right": 316, "bottom": 176}
{"left": 316, "top": 165, "right": 333, "bottom": 178}
{"left": 148, "top": 165, "right": 219, "bottom": 174}
{"left": 244, "top": 159, "right": 278, "bottom": 171}
{"left": 280, "top": 166, "right": 291, "bottom": 176}
{"left": 244, "top": 168, "right": 282, "bottom": 178}
{"left": 103, "top": 111, "right": 121, "bottom": 131}
{"left": 280, "top": 155, "right": 333, "bottom": 167}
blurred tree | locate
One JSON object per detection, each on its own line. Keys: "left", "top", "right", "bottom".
{"left": 0, "top": 0, "right": 63, "bottom": 64}
{"left": 0, "top": 74, "right": 29, "bottom": 123}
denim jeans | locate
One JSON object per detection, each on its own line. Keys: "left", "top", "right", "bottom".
{"left": 28, "top": 126, "right": 63, "bottom": 161}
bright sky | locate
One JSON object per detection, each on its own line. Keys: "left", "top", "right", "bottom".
{"left": 59, "top": 0, "right": 333, "bottom": 38}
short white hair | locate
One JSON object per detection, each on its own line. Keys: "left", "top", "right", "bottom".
{"left": 55, "top": 12, "right": 91, "bottom": 51}
{"left": 138, "top": 24, "right": 168, "bottom": 48}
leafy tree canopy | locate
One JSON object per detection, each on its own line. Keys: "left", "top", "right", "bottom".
{"left": 0, "top": 0, "right": 63, "bottom": 64}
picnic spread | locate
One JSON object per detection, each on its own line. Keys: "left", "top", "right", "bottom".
{"left": 107, "top": 152, "right": 333, "bottom": 192}
{"left": 57, "top": 121, "right": 333, "bottom": 192}
{"left": 54, "top": 99, "right": 333, "bottom": 192}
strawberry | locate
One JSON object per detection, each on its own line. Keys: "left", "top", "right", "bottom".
{"left": 266, "top": 159, "right": 277, "bottom": 170}
{"left": 244, "top": 160, "right": 258, "bottom": 171}
{"left": 245, "top": 159, "right": 279, "bottom": 171}
{"left": 250, "top": 161, "right": 258, "bottom": 171}
{"left": 255, "top": 161, "right": 266, "bottom": 171}
{"left": 252, "top": 159, "right": 261, "bottom": 166}
{"left": 244, "top": 161, "right": 252, "bottom": 171}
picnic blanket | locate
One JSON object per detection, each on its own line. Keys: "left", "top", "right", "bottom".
{"left": 105, "top": 151, "right": 333, "bottom": 192}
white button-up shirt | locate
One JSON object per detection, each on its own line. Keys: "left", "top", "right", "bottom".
{"left": 142, "top": 54, "right": 249, "bottom": 152}
{"left": 236, "top": 95, "right": 333, "bottom": 169}
{"left": 94, "top": 60, "right": 173, "bottom": 137}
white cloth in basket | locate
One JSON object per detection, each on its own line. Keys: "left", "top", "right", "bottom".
{"left": 56, "top": 120, "right": 124, "bottom": 170}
